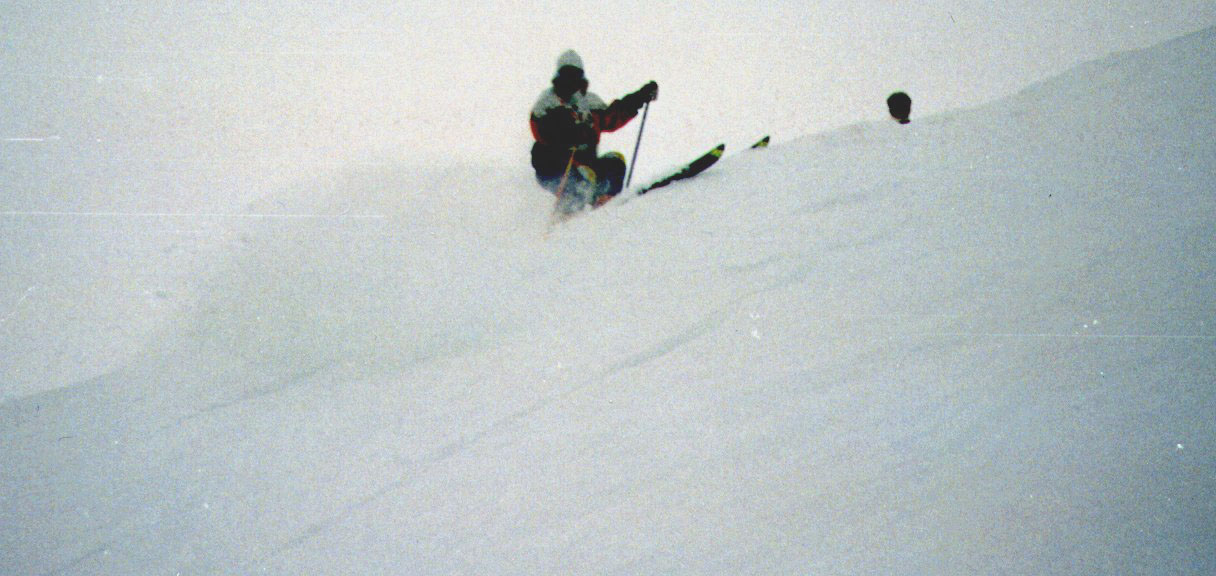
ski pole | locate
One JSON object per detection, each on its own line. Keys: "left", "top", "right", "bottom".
{"left": 624, "top": 101, "right": 650, "bottom": 190}
{"left": 547, "top": 148, "right": 580, "bottom": 228}
{"left": 554, "top": 147, "right": 578, "bottom": 203}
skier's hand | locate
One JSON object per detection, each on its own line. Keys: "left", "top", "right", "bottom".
{"left": 624, "top": 81, "right": 658, "bottom": 110}
{"left": 638, "top": 81, "right": 658, "bottom": 103}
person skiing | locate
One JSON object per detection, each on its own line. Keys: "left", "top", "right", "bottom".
{"left": 530, "top": 50, "right": 658, "bottom": 213}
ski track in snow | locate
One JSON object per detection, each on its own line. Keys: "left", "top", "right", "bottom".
{"left": 237, "top": 353, "right": 626, "bottom": 573}
{"left": 0, "top": 286, "right": 35, "bottom": 326}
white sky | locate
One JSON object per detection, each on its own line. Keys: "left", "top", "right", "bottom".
{"left": 2, "top": 1, "right": 1215, "bottom": 209}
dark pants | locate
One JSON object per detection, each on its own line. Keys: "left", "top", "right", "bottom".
{"left": 533, "top": 144, "right": 627, "bottom": 207}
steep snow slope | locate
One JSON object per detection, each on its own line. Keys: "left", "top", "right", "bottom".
{"left": 3, "top": 28, "right": 1215, "bottom": 576}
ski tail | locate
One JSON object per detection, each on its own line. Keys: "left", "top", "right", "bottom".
{"left": 625, "top": 135, "right": 767, "bottom": 198}
{"left": 637, "top": 144, "right": 725, "bottom": 195}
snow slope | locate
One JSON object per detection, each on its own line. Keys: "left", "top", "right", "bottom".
{"left": 3, "top": 27, "right": 1215, "bottom": 575}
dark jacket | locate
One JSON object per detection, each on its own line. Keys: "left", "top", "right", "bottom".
{"left": 529, "top": 87, "right": 640, "bottom": 180}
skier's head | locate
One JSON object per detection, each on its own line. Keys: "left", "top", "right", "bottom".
{"left": 552, "top": 50, "right": 588, "bottom": 100}
{"left": 887, "top": 92, "right": 912, "bottom": 124}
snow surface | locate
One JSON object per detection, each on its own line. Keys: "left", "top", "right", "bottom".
{"left": 3, "top": 26, "right": 1216, "bottom": 576}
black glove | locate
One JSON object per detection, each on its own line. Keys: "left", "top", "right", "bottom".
{"left": 638, "top": 80, "right": 658, "bottom": 102}
{"left": 624, "top": 81, "right": 659, "bottom": 110}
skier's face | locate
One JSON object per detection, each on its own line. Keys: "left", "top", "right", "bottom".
{"left": 553, "top": 66, "right": 585, "bottom": 100}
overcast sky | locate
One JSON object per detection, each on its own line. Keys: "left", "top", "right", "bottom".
{"left": 3, "top": 1, "right": 1214, "bottom": 210}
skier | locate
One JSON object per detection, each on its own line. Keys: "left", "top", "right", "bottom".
{"left": 530, "top": 50, "right": 658, "bottom": 212}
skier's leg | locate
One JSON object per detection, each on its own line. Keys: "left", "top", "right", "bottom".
{"left": 555, "top": 165, "right": 598, "bottom": 214}
{"left": 536, "top": 173, "right": 562, "bottom": 194}
{"left": 591, "top": 152, "right": 626, "bottom": 205}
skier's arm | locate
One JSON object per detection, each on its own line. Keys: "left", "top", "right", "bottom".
{"left": 597, "top": 81, "right": 658, "bottom": 133}
{"left": 534, "top": 114, "right": 599, "bottom": 155}
{"left": 531, "top": 107, "right": 582, "bottom": 145}
{"left": 596, "top": 101, "right": 640, "bottom": 134}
